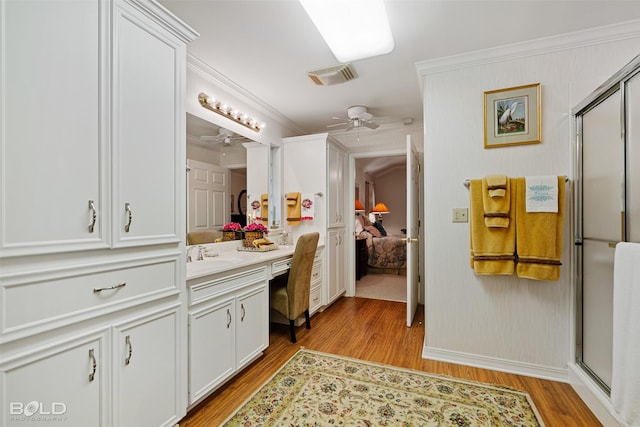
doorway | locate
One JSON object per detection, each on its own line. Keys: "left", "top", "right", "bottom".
{"left": 353, "top": 155, "right": 408, "bottom": 302}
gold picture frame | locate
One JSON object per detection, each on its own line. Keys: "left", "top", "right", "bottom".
{"left": 484, "top": 83, "right": 541, "bottom": 148}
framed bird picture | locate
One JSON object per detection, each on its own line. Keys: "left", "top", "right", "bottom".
{"left": 484, "top": 83, "right": 541, "bottom": 148}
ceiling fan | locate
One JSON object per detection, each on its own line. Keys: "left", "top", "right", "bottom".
{"left": 200, "top": 127, "right": 249, "bottom": 146}
{"left": 328, "top": 105, "right": 380, "bottom": 131}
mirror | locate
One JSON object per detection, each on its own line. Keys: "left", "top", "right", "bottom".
{"left": 186, "top": 112, "right": 267, "bottom": 244}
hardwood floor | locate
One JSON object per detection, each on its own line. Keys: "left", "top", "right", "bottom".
{"left": 179, "top": 297, "right": 602, "bottom": 426}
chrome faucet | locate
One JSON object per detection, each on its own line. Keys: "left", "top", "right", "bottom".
{"left": 186, "top": 245, "right": 207, "bottom": 263}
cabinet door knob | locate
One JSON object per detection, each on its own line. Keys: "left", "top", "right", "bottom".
{"left": 88, "top": 200, "right": 97, "bottom": 233}
{"left": 88, "top": 348, "right": 97, "bottom": 382}
{"left": 125, "top": 335, "right": 133, "bottom": 365}
{"left": 124, "top": 203, "right": 133, "bottom": 233}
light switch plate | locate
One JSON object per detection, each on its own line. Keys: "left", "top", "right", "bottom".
{"left": 452, "top": 208, "right": 468, "bottom": 223}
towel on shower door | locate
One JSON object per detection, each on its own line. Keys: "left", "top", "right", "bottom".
{"left": 260, "top": 193, "right": 269, "bottom": 226}
{"left": 469, "top": 179, "right": 516, "bottom": 275}
{"left": 482, "top": 175, "right": 510, "bottom": 228}
{"left": 286, "top": 192, "right": 301, "bottom": 226}
{"left": 611, "top": 242, "right": 640, "bottom": 427}
{"left": 515, "top": 176, "right": 565, "bottom": 281}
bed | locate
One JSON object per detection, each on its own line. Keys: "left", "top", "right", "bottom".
{"left": 355, "top": 214, "right": 407, "bottom": 273}
{"left": 366, "top": 235, "right": 407, "bottom": 271}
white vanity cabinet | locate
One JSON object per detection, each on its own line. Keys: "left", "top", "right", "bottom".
{"left": 113, "top": 305, "right": 181, "bottom": 427}
{"left": 187, "top": 267, "right": 269, "bottom": 406}
{"left": 328, "top": 143, "right": 347, "bottom": 228}
{"left": 1, "top": 331, "right": 109, "bottom": 426}
{"left": 327, "top": 230, "right": 346, "bottom": 304}
{"left": 282, "top": 133, "right": 347, "bottom": 308}
{"left": 0, "top": 0, "right": 196, "bottom": 425}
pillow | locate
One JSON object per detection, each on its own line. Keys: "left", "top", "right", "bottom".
{"left": 365, "top": 225, "right": 382, "bottom": 238}
{"left": 372, "top": 221, "right": 387, "bottom": 236}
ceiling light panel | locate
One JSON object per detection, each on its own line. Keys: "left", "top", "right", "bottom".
{"left": 299, "top": 0, "right": 395, "bottom": 63}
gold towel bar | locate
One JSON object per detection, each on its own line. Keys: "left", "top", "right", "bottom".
{"left": 463, "top": 176, "right": 568, "bottom": 188}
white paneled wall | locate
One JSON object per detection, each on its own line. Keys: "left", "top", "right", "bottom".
{"left": 419, "top": 29, "right": 640, "bottom": 379}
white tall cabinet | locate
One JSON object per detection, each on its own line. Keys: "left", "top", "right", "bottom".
{"left": 282, "top": 133, "right": 347, "bottom": 307}
{"left": 0, "top": 1, "right": 197, "bottom": 426}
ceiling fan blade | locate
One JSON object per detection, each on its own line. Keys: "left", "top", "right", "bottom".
{"left": 359, "top": 112, "right": 373, "bottom": 121}
{"left": 327, "top": 122, "right": 349, "bottom": 128}
{"left": 362, "top": 121, "right": 379, "bottom": 129}
{"left": 201, "top": 135, "right": 223, "bottom": 144}
{"left": 345, "top": 122, "right": 355, "bottom": 132}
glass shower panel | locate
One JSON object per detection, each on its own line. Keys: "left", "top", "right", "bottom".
{"left": 582, "top": 91, "right": 624, "bottom": 242}
{"left": 626, "top": 72, "right": 640, "bottom": 243}
{"left": 582, "top": 239, "right": 615, "bottom": 388}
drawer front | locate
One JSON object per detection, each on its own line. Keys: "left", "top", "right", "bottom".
{"left": 309, "top": 284, "right": 322, "bottom": 313}
{"left": 271, "top": 257, "right": 293, "bottom": 277}
{"left": 2, "top": 258, "right": 178, "bottom": 340}
{"left": 310, "top": 259, "right": 322, "bottom": 285}
{"left": 189, "top": 266, "right": 267, "bottom": 307}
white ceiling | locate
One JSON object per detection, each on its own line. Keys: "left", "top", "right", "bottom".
{"left": 161, "top": 0, "right": 640, "bottom": 135}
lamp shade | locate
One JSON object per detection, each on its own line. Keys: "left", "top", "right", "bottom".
{"left": 355, "top": 199, "right": 365, "bottom": 211}
{"left": 371, "top": 202, "right": 390, "bottom": 214}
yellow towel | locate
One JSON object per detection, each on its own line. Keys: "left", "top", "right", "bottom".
{"left": 486, "top": 174, "right": 507, "bottom": 198}
{"left": 482, "top": 175, "right": 510, "bottom": 228}
{"left": 515, "top": 176, "right": 565, "bottom": 281}
{"left": 260, "top": 193, "right": 269, "bottom": 226}
{"left": 470, "top": 179, "right": 516, "bottom": 275}
{"left": 286, "top": 192, "right": 301, "bottom": 226}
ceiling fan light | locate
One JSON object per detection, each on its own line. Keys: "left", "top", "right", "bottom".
{"left": 299, "top": 0, "right": 395, "bottom": 62}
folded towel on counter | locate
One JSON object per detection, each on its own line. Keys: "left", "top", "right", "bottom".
{"left": 469, "top": 179, "right": 516, "bottom": 275}
{"left": 301, "top": 193, "right": 315, "bottom": 221}
{"left": 525, "top": 175, "right": 559, "bottom": 212}
{"left": 286, "top": 192, "right": 301, "bottom": 226}
{"left": 515, "top": 176, "right": 565, "bottom": 281}
{"left": 486, "top": 174, "right": 508, "bottom": 198}
{"left": 260, "top": 193, "right": 269, "bottom": 226}
{"left": 482, "top": 175, "right": 511, "bottom": 228}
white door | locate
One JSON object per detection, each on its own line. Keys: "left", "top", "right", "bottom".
{"left": 406, "top": 135, "right": 420, "bottom": 326}
{"left": 187, "top": 159, "right": 229, "bottom": 232}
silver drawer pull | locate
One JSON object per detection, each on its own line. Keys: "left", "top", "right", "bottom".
{"left": 88, "top": 349, "right": 97, "bottom": 382}
{"left": 125, "top": 335, "right": 133, "bottom": 365}
{"left": 93, "top": 282, "right": 126, "bottom": 293}
{"left": 226, "top": 309, "right": 231, "bottom": 328}
{"left": 241, "top": 304, "right": 246, "bottom": 322}
{"left": 88, "top": 200, "right": 97, "bottom": 233}
{"left": 124, "top": 203, "right": 133, "bottom": 232}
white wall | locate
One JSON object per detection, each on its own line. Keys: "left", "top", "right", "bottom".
{"left": 418, "top": 22, "right": 640, "bottom": 380}
{"left": 372, "top": 165, "right": 406, "bottom": 236}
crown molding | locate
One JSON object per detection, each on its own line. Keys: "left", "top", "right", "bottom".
{"left": 415, "top": 19, "right": 640, "bottom": 80}
{"left": 187, "top": 54, "right": 307, "bottom": 136}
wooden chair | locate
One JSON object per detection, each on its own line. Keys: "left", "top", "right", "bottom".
{"left": 269, "top": 232, "right": 320, "bottom": 343}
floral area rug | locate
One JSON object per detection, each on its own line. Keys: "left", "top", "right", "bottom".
{"left": 223, "top": 348, "right": 545, "bottom": 426}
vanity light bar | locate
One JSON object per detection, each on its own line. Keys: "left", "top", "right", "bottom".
{"left": 198, "top": 92, "right": 265, "bottom": 132}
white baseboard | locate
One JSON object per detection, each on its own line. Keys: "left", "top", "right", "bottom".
{"left": 422, "top": 345, "right": 568, "bottom": 382}
{"left": 567, "top": 363, "right": 624, "bottom": 427}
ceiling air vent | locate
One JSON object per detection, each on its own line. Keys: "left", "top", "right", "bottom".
{"left": 308, "top": 63, "right": 357, "bottom": 86}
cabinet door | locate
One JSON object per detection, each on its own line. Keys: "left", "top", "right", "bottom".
{"left": 114, "top": 306, "right": 180, "bottom": 427}
{"left": 1, "top": 0, "right": 107, "bottom": 256}
{"left": 1, "top": 332, "right": 107, "bottom": 427}
{"left": 236, "top": 284, "right": 268, "bottom": 369}
{"left": 188, "top": 297, "right": 235, "bottom": 405}
{"left": 327, "top": 230, "right": 345, "bottom": 304}
{"left": 111, "top": 0, "right": 183, "bottom": 247}
{"left": 327, "top": 145, "right": 346, "bottom": 227}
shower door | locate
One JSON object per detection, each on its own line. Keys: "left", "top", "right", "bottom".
{"left": 574, "top": 57, "right": 640, "bottom": 393}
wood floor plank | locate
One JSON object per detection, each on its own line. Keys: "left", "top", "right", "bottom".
{"left": 179, "top": 297, "right": 602, "bottom": 426}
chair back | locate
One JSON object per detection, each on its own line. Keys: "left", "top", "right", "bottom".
{"left": 187, "top": 230, "right": 219, "bottom": 245}
{"left": 287, "top": 232, "right": 320, "bottom": 318}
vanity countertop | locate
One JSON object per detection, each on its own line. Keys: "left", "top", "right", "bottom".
{"left": 186, "top": 244, "right": 296, "bottom": 281}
